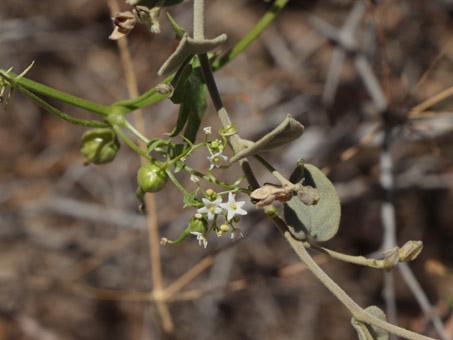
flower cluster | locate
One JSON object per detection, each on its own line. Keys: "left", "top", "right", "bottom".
{"left": 191, "top": 192, "right": 247, "bottom": 248}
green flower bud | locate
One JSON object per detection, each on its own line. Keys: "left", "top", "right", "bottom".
{"left": 220, "top": 224, "right": 230, "bottom": 232}
{"left": 81, "top": 128, "right": 120, "bottom": 164}
{"left": 137, "top": 160, "right": 169, "bottom": 193}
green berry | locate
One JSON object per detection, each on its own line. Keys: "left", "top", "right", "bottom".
{"left": 189, "top": 215, "right": 208, "bottom": 234}
{"left": 137, "top": 160, "right": 169, "bottom": 193}
{"left": 80, "top": 128, "right": 120, "bottom": 164}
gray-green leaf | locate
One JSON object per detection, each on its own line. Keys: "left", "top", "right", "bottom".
{"left": 230, "top": 114, "right": 304, "bottom": 162}
{"left": 158, "top": 32, "right": 227, "bottom": 77}
{"left": 283, "top": 163, "right": 340, "bottom": 241}
{"left": 351, "top": 306, "right": 389, "bottom": 340}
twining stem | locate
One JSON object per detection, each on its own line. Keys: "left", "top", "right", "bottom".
{"left": 194, "top": 1, "right": 437, "bottom": 338}
{"left": 124, "top": 119, "right": 150, "bottom": 144}
{"left": 7, "top": 72, "right": 114, "bottom": 116}
{"left": 1, "top": 0, "right": 289, "bottom": 119}
{"left": 212, "top": 0, "right": 291, "bottom": 70}
{"left": 272, "top": 216, "right": 437, "bottom": 340}
{"left": 303, "top": 241, "right": 385, "bottom": 269}
{"left": 193, "top": 0, "right": 205, "bottom": 40}
{"left": 15, "top": 85, "right": 109, "bottom": 128}
{"left": 112, "top": 124, "right": 151, "bottom": 160}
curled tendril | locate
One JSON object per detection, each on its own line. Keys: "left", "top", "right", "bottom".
{"left": 219, "top": 123, "right": 237, "bottom": 136}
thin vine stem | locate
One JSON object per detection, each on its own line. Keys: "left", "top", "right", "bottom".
{"left": 271, "top": 215, "right": 437, "bottom": 340}
{"left": 16, "top": 85, "right": 109, "bottom": 128}
{"left": 112, "top": 124, "right": 151, "bottom": 160}
{"left": 7, "top": 72, "right": 114, "bottom": 116}
{"left": 212, "top": 0, "right": 291, "bottom": 71}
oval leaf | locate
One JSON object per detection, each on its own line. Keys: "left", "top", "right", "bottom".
{"left": 351, "top": 306, "right": 388, "bottom": 340}
{"left": 283, "top": 164, "right": 340, "bottom": 241}
{"left": 230, "top": 114, "right": 304, "bottom": 162}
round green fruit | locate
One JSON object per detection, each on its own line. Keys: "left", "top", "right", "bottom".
{"left": 80, "top": 128, "right": 120, "bottom": 165}
{"left": 137, "top": 160, "right": 169, "bottom": 193}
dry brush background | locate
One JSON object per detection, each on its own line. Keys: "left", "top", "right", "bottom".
{"left": 0, "top": 0, "right": 453, "bottom": 339}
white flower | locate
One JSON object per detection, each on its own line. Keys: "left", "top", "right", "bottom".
{"left": 190, "top": 175, "right": 200, "bottom": 183}
{"left": 231, "top": 228, "right": 244, "bottom": 240}
{"left": 197, "top": 197, "right": 223, "bottom": 221}
{"left": 190, "top": 231, "right": 208, "bottom": 248}
{"left": 208, "top": 150, "right": 228, "bottom": 170}
{"left": 203, "top": 126, "right": 212, "bottom": 135}
{"left": 219, "top": 192, "right": 247, "bottom": 221}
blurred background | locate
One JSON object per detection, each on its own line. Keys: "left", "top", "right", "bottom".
{"left": 1, "top": 0, "right": 452, "bottom": 339}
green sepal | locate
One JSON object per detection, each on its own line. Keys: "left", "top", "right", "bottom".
{"left": 351, "top": 306, "right": 388, "bottom": 340}
{"left": 283, "top": 162, "right": 341, "bottom": 241}
{"left": 183, "top": 189, "right": 202, "bottom": 208}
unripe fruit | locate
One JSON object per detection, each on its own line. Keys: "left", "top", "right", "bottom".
{"left": 189, "top": 215, "right": 208, "bottom": 234}
{"left": 80, "top": 128, "right": 120, "bottom": 164}
{"left": 137, "top": 160, "right": 169, "bottom": 193}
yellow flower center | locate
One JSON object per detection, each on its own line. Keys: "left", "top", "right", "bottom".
{"left": 209, "top": 205, "right": 215, "bottom": 212}
{"left": 231, "top": 203, "right": 237, "bottom": 210}
{"left": 214, "top": 157, "right": 219, "bottom": 163}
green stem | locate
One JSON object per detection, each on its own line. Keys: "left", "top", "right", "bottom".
{"left": 1, "top": 0, "right": 289, "bottom": 116}
{"left": 303, "top": 241, "right": 386, "bottom": 269}
{"left": 212, "top": 0, "right": 291, "bottom": 71}
{"left": 16, "top": 85, "right": 109, "bottom": 128}
{"left": 254, "top": 154, "right": 293, "bottom": 187}
{"left": 182, "top": 164, "right": 242, "bottom": 190}
{"left": 271, "top": 216, "right": 436, "bottom": 340}
{"left": 124, "top": 119, "right": 150, "bottom": 144}
{"left": 10, "top": 73, "right": 113, "bottom": 116}
{"left": 112, "top": 124, "right": 151, "bottom": 160}
{"left": 166, "top": 169, "right": 190, "bottom": 196}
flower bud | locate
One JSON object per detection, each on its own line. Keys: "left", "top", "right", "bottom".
{"left": 382, "top": 247, "right": 399, "bottom": 271}
{"left": 137, "top": 160, "right": 169, "bottom": 193}
{"left": 220, "top": 224, "right": 230, "bottom": 232}
{"left": 399, "top": 240, "right": 423, "bottom": 262}
{"left": 80, "top": 128, "right": 120, "bottom": 165}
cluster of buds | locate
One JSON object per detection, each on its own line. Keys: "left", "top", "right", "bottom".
{"left": 382, "top": 240, "right": 423, "bottom": 271}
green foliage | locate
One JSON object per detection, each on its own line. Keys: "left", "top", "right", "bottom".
{"left": 284, "top": 163, "right": 341, "bottom": 241}
{"left": 168, "top": 65, "right": 207, "bottom": 143}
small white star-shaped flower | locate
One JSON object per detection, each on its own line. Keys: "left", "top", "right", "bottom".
{"left": 220, "top": 192, "right": 247, "bottom": 221}
{"left": 208, "top": 150, "right": 228, "bottom": 170}
{"left": 231, "top": 228, "right": 244, "bottom": 240}
{"left": 203, "top": 126, "right": 212, "bottom": 135}
{"left": 197, "top": 197, "right": 223, "bottom": 221}
{"left": 190, "top": 175, "right": 200, "bottom": 183}
{"left": 190, "top": 231, "right": 208, "bottom": 248}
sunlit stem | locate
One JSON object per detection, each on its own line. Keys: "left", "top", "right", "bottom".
{"left": 112, "top": 124, "right": 151, "bottom": 160}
